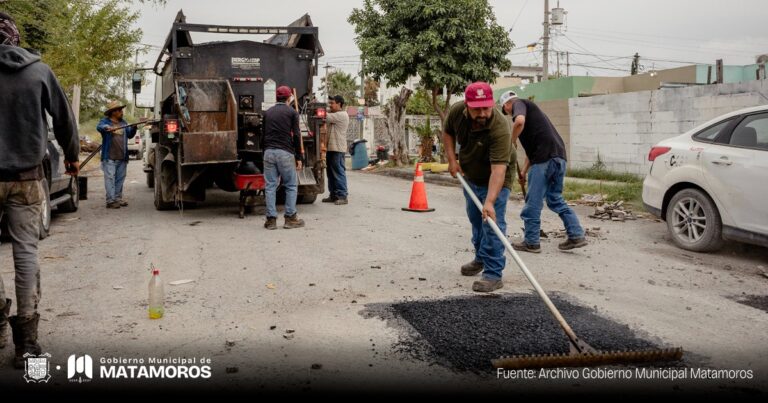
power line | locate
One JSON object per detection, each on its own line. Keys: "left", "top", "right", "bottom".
{"left": 566, "top": 31, "right": 760, "bottom": 59}
{"left": 568, "top": 27, "right": 766, "bottom": 54}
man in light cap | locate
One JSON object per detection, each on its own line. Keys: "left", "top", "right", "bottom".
{"left": 262, "top": 85, "right": 305, "bottom": 229}
{"left": 96, "top": 101, "right": 143, "bottom": 209}
{"left": 0, "top": 12, "right": 79, "bottom": 368}
{"left": 499, "top": 90, "right": 587, "bottom": 253}
{"left": 443, "top": 82, "right": 515, "bottom": 293}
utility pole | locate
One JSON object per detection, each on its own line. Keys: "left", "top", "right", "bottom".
{"left": 631, "top": 53, "right": 640, "bottom": 75}
{"left": 131, "top": 48, "right": 139, "bottom": 116}
{"left": 566, "top": 51, "right": 570, "bottom": 76}
{"left": 359, "top": 58, "right": 365, "bottom": 106}
{"left": 556, "top": 51, "right": 561, "bottom": 78}
{"left": 542, "top": 0, "right": 550, "bottom": 81}
{"left": 359, "top": 57, "right": 365, "bottom": 140}
{"left": 323, "top": 64, "right": 332, "bottom": 98}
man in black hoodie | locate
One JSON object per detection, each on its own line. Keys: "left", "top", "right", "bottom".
{"left": 0, "top": 13, "right": 79, "bottom": 369}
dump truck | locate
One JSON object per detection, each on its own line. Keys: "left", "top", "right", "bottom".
{"left": 136, "top": 11, "right": 327, "bottom": 210}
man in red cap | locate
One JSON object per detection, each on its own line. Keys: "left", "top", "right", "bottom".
{"left": 442, "top": 82, "right": 515, "bottom": 293}
{"left": 262, "top": 85, "right": 305, "bottom": 230}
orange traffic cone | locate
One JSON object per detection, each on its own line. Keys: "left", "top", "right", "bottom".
{"left": 402, "top": 163, "right": 435, "bottom": 213}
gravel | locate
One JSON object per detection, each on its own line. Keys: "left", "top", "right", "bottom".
{"left": 388, "top": 293, "right": 669, "bottom": 373}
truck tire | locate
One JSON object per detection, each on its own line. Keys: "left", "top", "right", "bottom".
{"left": 298, "top": 193, "right": 317, "bottom": 204}
{"left": 39, "top": 178, "right": 51, "bottom": 239}
{"left": 57, "top": 176, "right": 79, "bottom": 213}
{"left": 665, "top": 188, "right": 724, "bottom": 252}
{"left": 154, "top": 151, "right": 175, "bottom": 211}
{"left": 146, "top": 171, "right": 155, "bottom": 188}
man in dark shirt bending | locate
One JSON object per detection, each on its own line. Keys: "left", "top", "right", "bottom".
{"left": 499, "top": 90, "right": 586, "bottom": 253}
{"left": 262, "top": 85, "right": 305, "bottom": 230}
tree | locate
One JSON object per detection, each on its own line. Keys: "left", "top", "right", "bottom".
{"left": 382, "top": 87, "right": 413, "bottom": 166}
{"left": 406, "top": 87, "right": 447, "bottom": 116}
{"left": 319, "top": 71, "right": 359, "bottom": 106}
{"left": 364, "top": 78, "right": 379, "bottom": 106}
{"left": 349, "top": 0, "right": 513, "bottom": 123}
{"left": 1, "top": 0, "right": 151, "bottom": 121}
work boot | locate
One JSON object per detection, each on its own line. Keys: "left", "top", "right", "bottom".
{"left": 512, "top": 240, "right": 541, "bottom": 253}
{"left": 460, "top": 260, "right": 483, "bottom": 276}
{"left": 321, "top": 195, "right": 337, "bottom": 203}
{"left": 472, "top": 278, "right": 504, "bottom": 293}
{"left": 106, "top": 201, "right": 121, "bottom": 209}
{"left": 334, "top": 197, "right": 348, "bottom": 205}
{"left": 0, "top": 299, "right": 10, "bottom": 349}
{"left": 9, "top": 314, "right": 42, "bottom": 370}
{"left": 283, "top": 214, "right": 305, "bottom": 229}
{"left": 118, "top": 199, "right": 128, "bottom": 207}
{"left": 558, "top": 237, "right": 588, "bottom": 251}
{"left": 264, "top": 217, "right": 277, "bottom": 230}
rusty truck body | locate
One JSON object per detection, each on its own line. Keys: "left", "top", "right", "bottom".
{"left": 140, "top": 11, "right": 327, "bottom": 210}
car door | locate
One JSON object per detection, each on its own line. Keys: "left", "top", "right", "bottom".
{"left": 701, "top": 112, "right": 768, "bottom": 234}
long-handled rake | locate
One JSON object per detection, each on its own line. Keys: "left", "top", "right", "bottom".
{"left": 457, "top": 173, "right": 683, "bottom": 369}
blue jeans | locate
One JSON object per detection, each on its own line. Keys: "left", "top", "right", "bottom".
{"left": 102, "top": 159, "right": 127, "bottom": 203}
{"left": 521, "top": 157, "right": 584, "bottom": 245}
{"left": 264, "top": 148, "right": 298, "bottom": 218}
{"left": 326, "top": 151, "right": 348, "bottom": 198}
{"left": 464, "top": 181, "right": 510, "bottom": 281}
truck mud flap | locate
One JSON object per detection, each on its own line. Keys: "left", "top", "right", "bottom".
{"left": 181, "top": 131, "right": 238, "bottom": 164}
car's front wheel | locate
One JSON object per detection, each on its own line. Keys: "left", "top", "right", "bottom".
{"left": 666, "top": 188, "right": 724, "bottom": 252}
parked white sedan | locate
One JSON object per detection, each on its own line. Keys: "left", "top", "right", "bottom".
{"left": 643, "top": 105, "right": 768, "bottom": 252}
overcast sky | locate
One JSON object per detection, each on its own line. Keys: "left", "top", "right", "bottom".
{"left": 131, "top": 0, "right": 767, "bottom": 102}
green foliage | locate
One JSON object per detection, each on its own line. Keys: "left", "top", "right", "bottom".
{"left": 566, "top": 168, "right": 642, "bottom": 184}
{"left": 364, "top": 78, "right": 379, "bottom": 106}
{"left": 349, "top": 0, "right": 513, "bottom": 118}
{"left": 320, "top": 71, "right": 359, "bottom": 106}
{"left": 1, "top": 0, "right": 148, "bottom": 121}
{"left": 407, "top": 87, "right": 447, "bottom": 115}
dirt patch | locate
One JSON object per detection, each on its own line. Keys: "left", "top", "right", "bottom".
{"left": 365, "top": 293, "right": 685, "bottom": 374}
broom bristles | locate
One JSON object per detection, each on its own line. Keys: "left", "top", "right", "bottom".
{"left": 492, "top": 347, "right": 683, "bottom": 369}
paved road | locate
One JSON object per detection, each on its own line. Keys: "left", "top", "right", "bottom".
{"left": 1, "top": 161, "right": 766, "bottom": 394}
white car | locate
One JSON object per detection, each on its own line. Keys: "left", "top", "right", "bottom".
{"left": 643, "top": 105, "right": 768, "bottom": 252}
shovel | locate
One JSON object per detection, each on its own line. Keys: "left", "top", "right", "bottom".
{"left": 292, "top": 88, "right": 317, "bottom": 185}
{"left": 457, "top": 173, "right": 683, "bottom": 369}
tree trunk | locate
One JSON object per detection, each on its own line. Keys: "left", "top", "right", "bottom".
{"left": 431, "top": 90, "right": 452, "bottom": 163}
{"left": 383, "top": 87, "right": 413, "bottom": 166}
{"left": 71, "top": 83, "right": 82, "bottom": 127}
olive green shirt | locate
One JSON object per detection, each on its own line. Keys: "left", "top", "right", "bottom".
{"left": 444, "top": 101, "right": 515, "bottom": 189}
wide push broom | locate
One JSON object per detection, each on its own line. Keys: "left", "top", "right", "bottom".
{"left": 457, "top": 173, "right": 683, "bottom": 369}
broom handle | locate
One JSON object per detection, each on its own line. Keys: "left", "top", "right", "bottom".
{"left": 457, "top": 173, "right": 583, "bottom": 349}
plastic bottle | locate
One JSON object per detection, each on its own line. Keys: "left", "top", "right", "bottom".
{"left": 148, "top": 267, "right": 164, "bottom": 319}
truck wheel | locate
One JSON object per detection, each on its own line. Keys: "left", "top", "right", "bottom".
{"left": 146, "top": 171, "right": 155, "bottom": 188}
{"left": 298, "top": 193, "right": 317, "bottom": 204}
{"left": 666, "top": 188, "right": 724, "bottom": 252}
{"left": 57, "top": 176, "right": 79, "bottom": 213}
{"left": 39, "top": 178, "right": 51, "bottom": 239}
{"left": 154, "top": 152, "right": 175, "bottom": 211}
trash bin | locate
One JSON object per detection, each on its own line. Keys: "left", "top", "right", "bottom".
{"left": 350, "top": 139, "right": 369, "bottom": 170}
{"left": 376, "top": 145, "right": 389, "bottom": 162}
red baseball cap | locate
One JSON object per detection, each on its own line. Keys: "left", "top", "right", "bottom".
{"left": 464, "top": 82, "right": 494, "bottom": 108}
{"left": 276, "top": 85, "right": 292, "bottom": 99}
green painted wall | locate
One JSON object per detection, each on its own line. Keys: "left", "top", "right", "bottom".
{"left": 695, "top": 64, "right": 763, "bottom": 83}
{"left": 493, "top": 76, "right": 597, "bottom": 103}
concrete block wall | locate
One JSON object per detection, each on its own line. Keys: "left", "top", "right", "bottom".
{"left": 569, "top": 80, "right": 768, "bottom": 175}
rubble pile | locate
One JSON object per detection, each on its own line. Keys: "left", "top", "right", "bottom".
{"left": 588, "top": 200, "right": 638, "bottom": 222}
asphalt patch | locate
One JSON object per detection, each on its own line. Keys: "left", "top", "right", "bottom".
{"left": 370, "top": 293, "right": 679, "bottom": 374}
{"left": 733, "top": 295, "right": 768, "bottom": 314}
